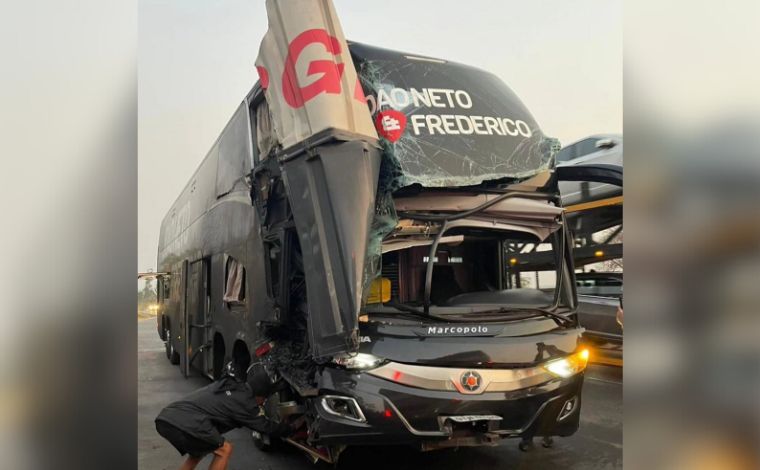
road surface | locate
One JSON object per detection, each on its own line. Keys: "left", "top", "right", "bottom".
{"left": 138, "top": 318, "right": 622, "bottom": 469}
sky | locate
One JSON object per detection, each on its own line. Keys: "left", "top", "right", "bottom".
{"left": 138, "top": 0, "right": 622, "bottom": 272}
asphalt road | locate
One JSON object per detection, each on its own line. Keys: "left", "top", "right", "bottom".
{"left": 138, "top": 318, "right": 622, "bottom": 469}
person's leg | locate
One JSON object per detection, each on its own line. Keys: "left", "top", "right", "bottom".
{"left": 208, "top": 442, "right": 233, "bottom": 470}
{"left": 178, "top": 455, "right": 203, "bottom": 470}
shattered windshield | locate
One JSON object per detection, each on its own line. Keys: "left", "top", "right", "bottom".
{"left": 350, "top": 42, "right": 556, "bottom": 188}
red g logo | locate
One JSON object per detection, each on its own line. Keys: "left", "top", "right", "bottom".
{"left": 282, "top": 29, "right": 346, "bottom": 108}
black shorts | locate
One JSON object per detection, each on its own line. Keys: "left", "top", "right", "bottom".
{"left": 155, "top": 420, "right": 223, "bottom": 458}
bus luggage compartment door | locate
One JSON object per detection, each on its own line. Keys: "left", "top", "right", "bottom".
{"left": 183, "top": 259, "right": 210, "bottom": 377}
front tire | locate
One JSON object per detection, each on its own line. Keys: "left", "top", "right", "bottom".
{"left": 166, "top": 328, "right": 180, "bottom": 364}
{"left": 252, "top": 430, "right": 276, "bottom": 452}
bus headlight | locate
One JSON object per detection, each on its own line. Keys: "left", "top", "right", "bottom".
{"left": 544, "top": 349, "right": 589, "bottom": 378}
{"left": 332, "top": 353, "right": 385, "bottom": 370}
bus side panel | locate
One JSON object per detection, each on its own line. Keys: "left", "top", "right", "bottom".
{"left": 178, "top": 260, "right": 189, "bottom": 377}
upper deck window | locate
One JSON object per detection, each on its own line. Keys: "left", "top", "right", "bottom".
{"left": 254, "top": 99, "right": 276, "bottom": 161}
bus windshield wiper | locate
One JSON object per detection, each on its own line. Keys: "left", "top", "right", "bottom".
{"left": 376, "top": 303, "right": 509, "bottom": 323}
{"left": 469, "top": 307, "right": 574, "bottom": 327}
{"left": 376, "top": 302, "right": 434, "bottom": 321}
{"left": 373, "top": 303, "right": 573, "bottom": 325}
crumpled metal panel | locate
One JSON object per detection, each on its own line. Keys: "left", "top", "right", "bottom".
{"left": 281, "top": 136, "right": 382, "bottom": 359}
{"left": 255, "top": 0, "right": 377, "bottom": 150}
{"left": 254, "top": 0, "right": 382, "bottom": 358}
{"left": 350, "top": 42, "right": 556, "bottom": 188}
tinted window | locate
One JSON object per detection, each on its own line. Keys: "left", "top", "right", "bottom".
{"left": 556, "top": 145, "right": 577, "bottom": 162}
{"left": 574, "top": 138, "right": 600, "bottom": 159}
{"left": 224, "top": 256, "right": 247, "bottom": 305}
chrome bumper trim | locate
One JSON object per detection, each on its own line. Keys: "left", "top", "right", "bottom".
{"left": 367, "top": 361, "right": 555, "bottom": 395}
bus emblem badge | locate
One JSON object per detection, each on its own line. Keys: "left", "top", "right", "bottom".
{"left": 460, "top": 371, "right": 482, "bottom": 392}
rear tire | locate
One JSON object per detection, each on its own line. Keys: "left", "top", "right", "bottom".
{"left": 166, "top": 328, "right": 180, "bottom": 364}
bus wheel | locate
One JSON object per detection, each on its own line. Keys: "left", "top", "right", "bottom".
{"left": 251, "top": 430, "right": 275, "bottom": 452}
{"left": 166, "top": 328, "right": 180, "bottom": 364}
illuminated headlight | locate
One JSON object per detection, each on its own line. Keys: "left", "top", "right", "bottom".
{"left": 543, "top": 349, "right": 590, "bottom": 378}
{"left": 332, "top": 353, "right": 385, "bottom": 370}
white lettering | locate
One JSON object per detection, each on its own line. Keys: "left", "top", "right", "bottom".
{"left": 454, "top": 90, "right": 473, "bottom": 108}
{"left": 483, "top": 116, "right": 503, "bottom": 135}
{"left": 410, "top": 88, "right": 431, "bottom": 107}
{"left": 381, "top": 115, "right": 401, "bottom": 132}
{"left": 428, "top": 88, "right": 446, "bottom": 108}
{"left": 366, "top": 94, "right": 377, "bottom": 115}
{"left": 377, "top": 89, "right": 394, "bottom": 109}
{"left": 440, "top": 89, "right": 456, "bottom": 107}
{"left": 441, "top": 115, "right": 458, "bottom": 134}
{"left": 424, "top": 325, "right": 491, "bottom": 335}
{"left": 455, "top": 115, "right": 474, "bottom": 135}
{"left": 516, "top": 120, "right": 532, "bottom": 137}
{"left": 390, "top": 87, "right": 410, "bottom": 108}
{"left": 470, "top": 116, "right": 487, "bottom": 135}
{"left": 502, "top": 118, "right": 519, "bottom": 136}
{"left": 426, "top": 115, "right": 445, "bottom": 135}
{"left": 411, "top": 115, "right": 427, "bottom": 135}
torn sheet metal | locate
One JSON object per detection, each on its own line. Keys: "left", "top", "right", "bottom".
{"left": 255, "top": 0, "right": 377, "bottom": 150}
{"left": 255, "top": 0, "right": 381, "bottom": 359}
{"left": 349, "top": 42, "right": 555, "bottom": 188}
{"left": 394, "top": 194, "right": 563, "bottom": 225}
{"left": 281, "top": 136, "right": 382, "bottom": 359}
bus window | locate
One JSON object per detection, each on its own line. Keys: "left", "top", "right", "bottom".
{"left": 254, "top": 99, "right": 276, "bottom": 162}
{"left": 224, "top": 257, "right": 246, "bottom": 305}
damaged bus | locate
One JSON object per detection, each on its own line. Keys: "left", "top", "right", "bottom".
{"left": 154, "top": 36, "right": 607, "bottom": 462}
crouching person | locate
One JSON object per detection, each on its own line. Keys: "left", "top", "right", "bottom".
{"left": 155, "top": 363, "right": 291, "bottom": 470}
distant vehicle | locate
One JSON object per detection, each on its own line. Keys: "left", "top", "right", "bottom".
{"left": 556, "top": 134, "right": 621, "bottom": 165}
{"left": 575, "top": 272, "right": 623, "bottom": 298}
{"left": 576, "top": 295, "right": 622, "bottom": 366}
{"left": 576, "top": 295, "right": 622, "bottom": 340}
{"left": 617, "top": 296, "right": 623, "bottom": 329}
{"left": 557, "top": 134, "right": 622, "bottom": 208}
{"left": 557, "top": 136, "right": 623, "bottom": 366}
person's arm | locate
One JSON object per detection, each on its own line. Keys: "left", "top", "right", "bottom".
{"left": 239, "top": 413, "right": 292, "bottom": 437}
{"left": 239, "top": 414, "right": 276, "bottom": 433}
{"left": 234, "top": 398, "right": 292, "bottom": 437}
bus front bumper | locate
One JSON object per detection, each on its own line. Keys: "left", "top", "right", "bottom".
{"left": 310, "top": 365, "right": 583, "bottom": 448}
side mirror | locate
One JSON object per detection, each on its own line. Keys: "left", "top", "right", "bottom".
{"left": 595, "top": 138, "right": 616, "bottom": 150}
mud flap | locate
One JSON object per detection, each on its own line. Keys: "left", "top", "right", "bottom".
{"left": 280, "top": 131, "right": 382, "bottom": 359}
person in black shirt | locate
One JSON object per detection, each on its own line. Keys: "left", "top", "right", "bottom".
{"left": 155, "top": 363, "right": 291, "bottom": 470}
